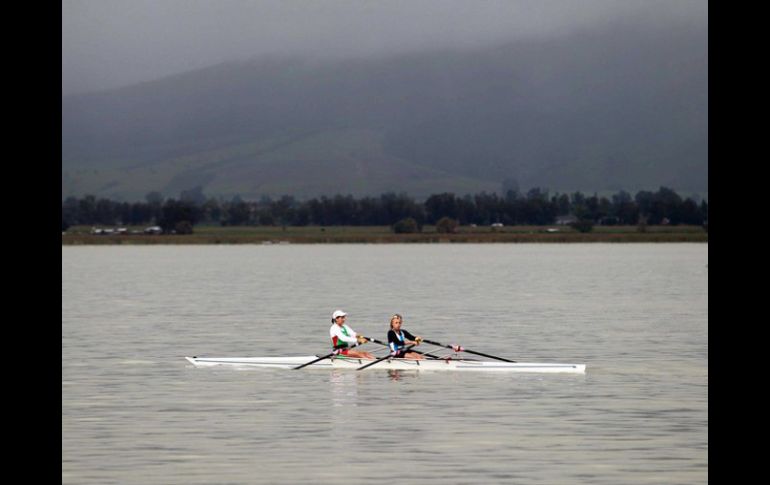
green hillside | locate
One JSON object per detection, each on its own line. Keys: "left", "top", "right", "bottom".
{"left": 62, "top": 128, "right": 500, "bottom": 200}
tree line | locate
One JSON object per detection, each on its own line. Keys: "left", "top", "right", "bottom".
{"left": 62, "top": 187, "right": 708, "bottom": 233}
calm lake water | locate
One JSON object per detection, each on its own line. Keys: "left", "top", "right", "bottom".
{"left": 62, "top": 244, "right": 707, "bottom": 484}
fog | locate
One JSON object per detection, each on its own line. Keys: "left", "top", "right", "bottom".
{"left": 62, "top": 0, "right": 706, "bottom": 95}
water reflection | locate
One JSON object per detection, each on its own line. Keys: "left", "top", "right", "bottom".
{"left": 387, "top": 370, "right": 420, "bottom": 381}
{"left": 329, "top": 370, "right": 359, "bottom": 407}
{"left": 63, "top": 244, "right": 708, "bottom": 485}
{"left": 328, "top": 368, "right": 423, "bottom": 406}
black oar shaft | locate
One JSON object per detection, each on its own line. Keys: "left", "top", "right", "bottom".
{"left": 357, "top": 344, "right": 416, "bottom": 371}
{"left": 421, "top": 339, "right": 516, "bottom": 363}
{"left": 293, "top": 340, "right": 368, "bottom": 370}
{"left": 459, "top": 349, "right": 516, "bottom": 362}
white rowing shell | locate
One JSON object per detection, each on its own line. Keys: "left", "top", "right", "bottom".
{"left": 185, "top": 356, "right": 586, "bottom": 373}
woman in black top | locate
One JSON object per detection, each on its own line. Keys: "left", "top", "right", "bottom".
{"left": 387, "top": 314, "right": 425, "bottom": 360}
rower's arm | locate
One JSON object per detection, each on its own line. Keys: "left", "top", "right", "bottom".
{"left": 403, "top": 330, "right": 421, "bottom": 344}
{"left": 330, "top": 325, "right": 359, "bottom": 346}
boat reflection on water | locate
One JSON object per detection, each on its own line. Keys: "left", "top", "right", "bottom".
{"left": 329, "top": 370, "right": 359, "bottom": 407}
{"left": 387, "top": 370, "right": 419, "bottom": 381}
{"left": 328, "top": 368, "right": 424, "bottom": 405}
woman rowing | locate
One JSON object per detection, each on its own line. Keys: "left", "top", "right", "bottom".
{"left": 329, "top": 309, "right": 375, "bottom": 359}
{"left": 387, "top": 314, "right": 425, "bottom": 360}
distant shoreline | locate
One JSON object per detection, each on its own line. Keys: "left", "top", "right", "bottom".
{"left": 62, "top": 225, "right": 707, "bottom": 245}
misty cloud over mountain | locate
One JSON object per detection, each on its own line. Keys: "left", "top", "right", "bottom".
{"left": 62, "top": 22, "right": 707, "bottom": 201}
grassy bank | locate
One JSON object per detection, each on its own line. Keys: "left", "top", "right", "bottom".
{"left": 62, "top": 224, "right": 708, "bottom": 244}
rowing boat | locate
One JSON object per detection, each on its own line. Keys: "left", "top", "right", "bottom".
{"left": 185, "top": 356, "right": 586, "bottom": 373}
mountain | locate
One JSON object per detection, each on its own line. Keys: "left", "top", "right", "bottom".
{"left": 62, "top": 23, "right": 707, "bottom": 201}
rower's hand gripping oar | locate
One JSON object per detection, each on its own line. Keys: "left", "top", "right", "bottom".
{"left": 356, "top": 344, "right": 417, "bottom": 371}
{"left": 421, "top": 338, "right": 516, "bottom": 363}
{"left": 365, "top": 336, "right": 441, "bottom": 360}
{"left": 293, "top": 338, "right": 370, "bottom": 370}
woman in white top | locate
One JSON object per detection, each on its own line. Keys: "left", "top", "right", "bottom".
{"left": 329, "top": 310, "right": 375, "bottom": 359}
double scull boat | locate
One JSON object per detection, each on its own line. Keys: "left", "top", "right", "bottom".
{"left": 185, "top": 355, "right": 586, "bottom": 373}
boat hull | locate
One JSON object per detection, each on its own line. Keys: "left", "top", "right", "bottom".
{"left": 185, "top": 356, "right": 586, "bottom": 373}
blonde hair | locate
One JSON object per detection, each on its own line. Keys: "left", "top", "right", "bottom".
{"left": 389, "top": 314, "right": 403, "bottom": 329}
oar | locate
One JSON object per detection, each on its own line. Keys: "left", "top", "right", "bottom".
{"left": 365, "top": 337, "right": 441, "bottom": 360}
{"left": 293, "top": 340, "right": 369, "bottom": 370}
{"left": 421, "top": 338, "right": 516, "bottom": 363}
{"left": 356, "top": 344, "right": 416, "bottom": 371}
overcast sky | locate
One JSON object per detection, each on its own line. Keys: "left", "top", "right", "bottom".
{"left": 62, "top": 0, "right": 707, "bottom": 96}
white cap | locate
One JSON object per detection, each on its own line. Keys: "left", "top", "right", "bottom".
{"left": 332, "top": 310, "right": 348, "bottom": 319}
